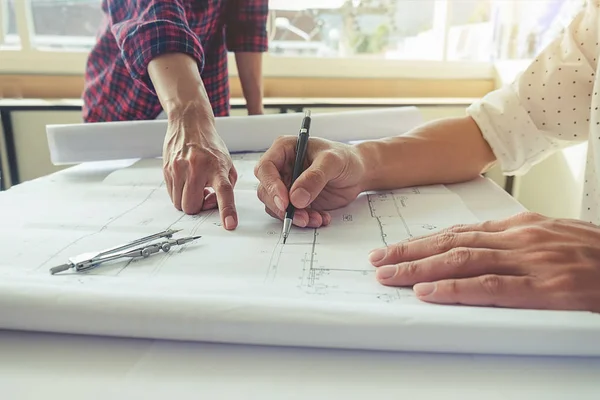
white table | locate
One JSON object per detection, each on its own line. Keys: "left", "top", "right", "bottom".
{"left": 1, "top": 161, "right": 599, "bottom": 399}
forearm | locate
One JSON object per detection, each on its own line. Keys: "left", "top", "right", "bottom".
{"left": 356, "top": 116, "right": 496, "bottom": 191}
{"left": 148, "top": 53, "right": 214, "bottom": 131}
{"left": 234, "top": 52, "right": 264, "bottom": 115}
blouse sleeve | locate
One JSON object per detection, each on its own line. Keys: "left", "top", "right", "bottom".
{"left": 466, "top": 1, "right": 599, "bottom": 175}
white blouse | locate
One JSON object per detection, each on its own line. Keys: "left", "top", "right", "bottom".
{"left": 467, "top": 0, "right": 600, "bottom": 224}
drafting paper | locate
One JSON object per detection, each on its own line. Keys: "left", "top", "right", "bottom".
{"left": 46, "top": 107, "right": 423, "bottom": 165}
{"left": 1, "top": 156, "right": 600, "bottom": 357}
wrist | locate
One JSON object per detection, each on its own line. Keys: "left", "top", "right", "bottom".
{"left": 355, "top": 141, "right": 382, "bottom": 192}
{"left": 167, "top": 101, "right": 217, "bottom": 141}
{"left": 247, "top": 105, "right": 264, "bottom": 115}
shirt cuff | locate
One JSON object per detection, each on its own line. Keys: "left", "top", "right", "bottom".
{"left": 466, "top": 84, "right": 563, "bottom": 176}
{"left": 226, "top": 27, "right": 268, "bottom": 52}
{"left": 118, "top": 20, "right": 205, "bottom": 94}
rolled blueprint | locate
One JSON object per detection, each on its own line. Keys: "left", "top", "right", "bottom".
{"left": 46, "top": 107, "right": 422, "bottom": 165}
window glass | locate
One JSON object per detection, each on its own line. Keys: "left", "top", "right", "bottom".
{"left": 269, "top": 0, "right": 443, "bottom": 60}
{"left": 1, "top": 0, "right": 20, "bottom": 48}
{"left": 28, "top": 0, "right": 103, "bottom": 50}
{"left": 446, "top": 0, "right": 493, "bottom": 61}
{"left": 490, "top": 0, "right": 587, "bottom": 60}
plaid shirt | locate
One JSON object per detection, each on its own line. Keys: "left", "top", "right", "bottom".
{"left": 82, "top": 0, "right": 268, "bottom": 122}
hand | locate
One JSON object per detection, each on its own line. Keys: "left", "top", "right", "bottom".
{"left": 254, "top": 136, "right": 366, "bottom": 228}
{"left": 368, "top": 212, "right": 600, "bottom": 313}
{"left": 162, "top": 108, "right": 238, "bottom": 230}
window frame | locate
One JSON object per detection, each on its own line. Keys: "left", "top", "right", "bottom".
{"left": 0, "top": 0, "right": 496, "bottom": 80}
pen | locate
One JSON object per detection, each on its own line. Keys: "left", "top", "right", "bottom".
{"left": 282, "top": 110, "right": 311, "bottom": 244}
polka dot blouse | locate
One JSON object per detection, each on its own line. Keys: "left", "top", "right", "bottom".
{"left": 467, "top": 0, "right": 600, "bottom": 224}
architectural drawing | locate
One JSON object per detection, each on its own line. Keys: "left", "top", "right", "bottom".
{"left": 2, "top": 157, "right": 479, "bottom": 307}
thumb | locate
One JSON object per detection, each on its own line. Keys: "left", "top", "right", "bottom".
{"left": 290, "top": 151, "right": 343, "bottom": 209}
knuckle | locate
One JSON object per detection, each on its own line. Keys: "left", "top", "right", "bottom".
{"left": 254, "top": 161, "right": 264, "bottom": 179}
{"left": 173, "top": 156, "right": 188, "bottom": 171}
{"left": 254, "top": 160, "right": 269, "bottom": 180}
{"left": 552, "top": 274, "right": 578, "bottom": 292}
{"left": 478, "top": 275, "right": 503, "bottom": 297}
{"left": 274, "top": 135, "right": 287, "bottom": 145}
{"left": 219, "top": 205, "right": 237, "bottom": 216}
{"left": 515, "top": 211, "right": 543, "bottom": 223}
{"left": 445, "top": 247, "right": 471, "bottom": 267}
{"left": 215, "top": 180, "right": 234, "bottom": 194}
{"left": 307, "top": 168, "right": 328, "bottom": 185}
{"left": 402, "top": 262, "right": 419, "bottom": 278}
{"left": 187, "top": 151, "right": 201, "bottom": 166}
{"left": 448, "top": 279, "right": 460, "bottom": 297}
{"left": 445, "top": 224, "right": 471, "bottom": 234}
{"left": 518, "top": 226, "right": 546, "bottom": 242}
{"left": 390, "top": 242, "right": 408, "bottom": 260}
{"left": 434, "top": 232, "right": 458, "bottom": 252}
{"left": 321, "top": 149, "right": 341, "bottom": 165}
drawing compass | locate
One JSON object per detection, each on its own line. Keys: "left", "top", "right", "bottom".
{"left": 49, "top": 229, "right": 201, "bottom": 275}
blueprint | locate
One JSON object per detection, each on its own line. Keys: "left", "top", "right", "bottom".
{"left": 1, "top": 155, "right": 479, "bottom": 306}
{"left": 2, "top": 155, "right": 600, "bottom": 357}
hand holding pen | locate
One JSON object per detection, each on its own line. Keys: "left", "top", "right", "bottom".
{"left": 281, "top": 111, "right": 312, "bottom": 243}
{"left": 254, "top": 110, "right": 366, "bottom": 234}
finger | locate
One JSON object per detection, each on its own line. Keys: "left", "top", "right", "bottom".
{"left": 229, "top": 166, "right": 238, "bottom": 188}
{"left": 255, "top": 161, "right": 289, "bottom": 213}
{"left": 412, "top": 275, "right": 538, "bottom": 309}
{"left": 306, "top": 211, "right": 324, "bottom": 228}
{"left": 375, "top": 248, "right": 521, "bottom": 287}
{"left": 369, "top": 231, "right": 511, "bottom": 267}
{"left": 263, "top": 205, "right": 310, "bottom": 228}
{"left": 308, "top": 210, "right": 331, "bottom": 227}
{"left": 213, "top": 175, "right": 237, "bottom": 230}
{"left": 402, "top": 219, "right": 514, "bottom": 245}
{"left": 163, "top": 167, "right": 174, "bottom": 199}
{"left": 181, "top": 164, "right": 207, "bottom": 215}
{"left": 202, "top": 188, "right": 217, "bottom": 210}
{"left": 257, "top": 182, "right": 288, "bottom": 217}
{"left": 289, "top": 151, "right": 344, "bottom": 209}
{"left": 170, "top": 160, "right": 187, "bottom": 211}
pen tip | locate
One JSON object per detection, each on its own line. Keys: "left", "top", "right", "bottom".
{"left": 192, "top": 236, "right": 202, "bottom": 240}
{"left": 283, "top": 237, "right": 287, "bottom": 244}
{"left": 304, "top": 110, "right": 311, "bottom": 118}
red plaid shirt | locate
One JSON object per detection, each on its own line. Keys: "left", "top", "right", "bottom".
{"left": 82, "top": 0, "right": 268, "bottom": 122}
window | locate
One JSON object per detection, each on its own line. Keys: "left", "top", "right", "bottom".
{"left": 28, "top": 0, "right": 103, "bottom": 50}
{"left": 491, "top": 0, "right": 586, "bottom": 60}
{"left": 269, "top": 0, "right": 495, "bottom": 62}
{"left": 0, "top": 0, "right": 588, "bottom": 77}
{"left": 1, "top": 0, "right": 20, "bottom": 48}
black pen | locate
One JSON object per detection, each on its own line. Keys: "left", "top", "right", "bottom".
{"left": 282, "top": 110, "right": 311, "bottom": 244}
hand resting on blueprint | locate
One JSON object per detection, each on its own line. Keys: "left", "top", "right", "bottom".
{"left": 369, "top": 212, "right": 600, "bottom": 314}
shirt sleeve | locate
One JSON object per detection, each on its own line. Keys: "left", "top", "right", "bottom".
{"left": 225, "top": 0, "right": 269, "bottom": 52}
{"left": 106, "top": 0, "right": 205, "bottom": 94}
{"left": 466, "top": 1, "right": 599, "bottom": 176}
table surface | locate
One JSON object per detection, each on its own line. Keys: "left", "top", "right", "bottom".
{"left": 1, "top": 161, "right": 599, "bottom": 400}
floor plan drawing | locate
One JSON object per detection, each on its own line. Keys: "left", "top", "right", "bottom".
{"left": 1, "top": 157, "right": 480, "bottom": 307}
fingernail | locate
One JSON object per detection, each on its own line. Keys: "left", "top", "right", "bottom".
{"left": 369, "top": 248, "right": 387, "bottom": 264}
{"left": 225, "top": 216, "right": 236, "bottom": 230}
{"left": 376, "top": 265, "right": 397, "bottom": 280}
{"left": 293, "top": 214, "right": 308, "bottom": 227}
{"left": 274, "top": 196, "right": 285, "bottom": 212}
{"left": 292, "top": 188, "right": 311, "bottom": 208}
{"left": 414, "top": 283, "right": 436, "bottom": 297}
